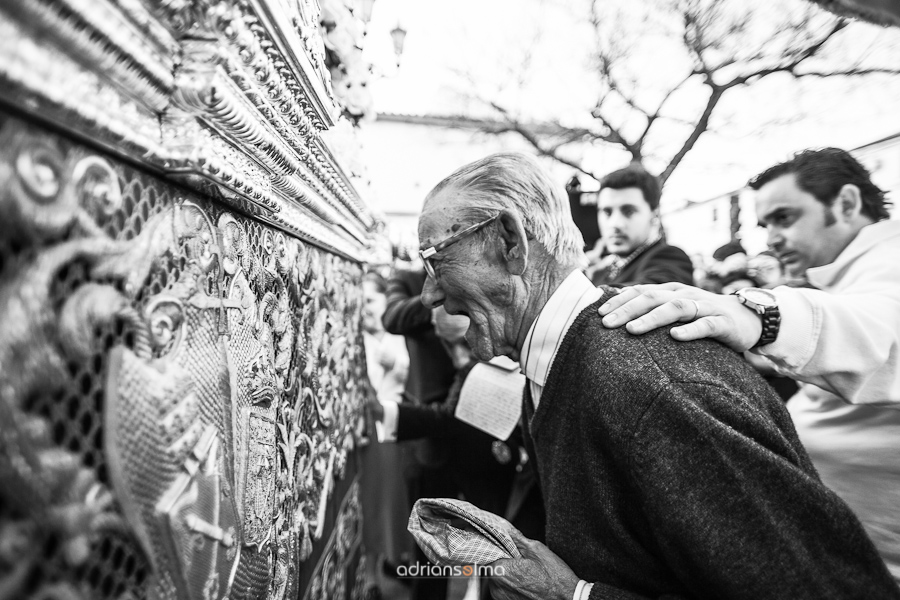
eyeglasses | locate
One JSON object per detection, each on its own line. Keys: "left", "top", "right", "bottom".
{"left": 419, "top": 214, "right": 499, "bottom": 280}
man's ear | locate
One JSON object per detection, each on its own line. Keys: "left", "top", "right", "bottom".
{"left": 836, "top": 184, "right": 863, "bottom": 221}
{"left": 496, "top": 209, "right": 529, "bottom": 276}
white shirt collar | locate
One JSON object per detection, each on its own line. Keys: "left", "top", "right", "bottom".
{"left": 520, "top": 270, "right": 605, "bottom": 386}
{"left": 808, "top": 220, "right": 900, "bottom": 290}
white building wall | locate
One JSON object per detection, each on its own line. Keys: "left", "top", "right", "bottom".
{"left": 855, "top": 137, "right": 900, "bottom": 218}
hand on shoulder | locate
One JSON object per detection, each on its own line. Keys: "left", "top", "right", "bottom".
{"left": 597, "top": 282, "right": 762, "bottom": 352}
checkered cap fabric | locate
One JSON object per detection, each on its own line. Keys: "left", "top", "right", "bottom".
{"left": 408, "top": 498, "right": 522, "bottom": 566}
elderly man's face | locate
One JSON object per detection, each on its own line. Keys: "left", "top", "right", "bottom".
{"left": 418, "top": 195, "right": 517, "bottom": 361}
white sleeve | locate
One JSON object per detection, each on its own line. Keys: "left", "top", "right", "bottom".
{"left": 571, "top": 580, "right": 593, "bottom": 600}
{"left": 755, "top": 278, "right": 900, "bottom": 406}
{"left": 375, "top": 400, "right": 400, "bottom": 442}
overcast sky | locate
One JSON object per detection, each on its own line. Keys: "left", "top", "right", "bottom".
{"left": 359, "top": 0, "right": 900, "bottom": 209}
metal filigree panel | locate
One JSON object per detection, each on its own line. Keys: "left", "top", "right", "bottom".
{"left": 0, "top": 0, "right": 376, "bottom": 262}
{"left": 0, "top": 113, "right": 371, "bottom": 600}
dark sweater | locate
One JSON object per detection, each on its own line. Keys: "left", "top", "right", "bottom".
{"left": 523, "top": 294, "right": 899, "bottom": 600}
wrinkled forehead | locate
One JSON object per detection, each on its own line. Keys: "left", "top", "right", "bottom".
{"left": 417, "top": 189, "right": 470, "bottom": 248}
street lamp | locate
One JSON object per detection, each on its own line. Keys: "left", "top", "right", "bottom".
{"left": 390, "top": 23, "right": 407, "bottom": 66}
{"left": 356, "top": 0, "right": 376, "bottom": 24}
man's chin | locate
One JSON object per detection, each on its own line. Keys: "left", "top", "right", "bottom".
{"left": 606, "top": 243, "right": 632, "bottom": 256}
{"left": 783, "top": 260, "right": 807, "bottom": 280}
{"left": 471, "top": 346, "right": 496, "bottom": 361}
{"left": 465, "top": 328, "right": 496, "bottom": 361}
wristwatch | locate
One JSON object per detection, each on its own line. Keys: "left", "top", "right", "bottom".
{"left": 732, "top": 287, "right": 781, "bottom": 348}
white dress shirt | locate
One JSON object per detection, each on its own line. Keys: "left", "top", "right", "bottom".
{"left": 520, "top": 269, "right": 605, "bottom": 409}
{"left": 756, "top": 219, "right": 900, "bottom": 581}
{"left": 758, "top": 219, "right": 900, "bottom": 406}
{"left": 363, "top": 332, "right": 408, "bottom": 442}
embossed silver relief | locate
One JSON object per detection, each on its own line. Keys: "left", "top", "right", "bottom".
{"left": 302, "top": 479, "right": 362, "bottom": 600}
{"left": 1, "top": 0, "right": 375, "bottom": 595}
{"left": 1, "top": 0, "right": 175, "bottom": 111}
{"left": 0, "top": 0, "right": 376, "bottom": 260}
{"left": 161, "top": 113, "right": 281, "bottom": 216}
{"left": 0, "top": 120, "right": 359, "bottom": 599}
{"left": 0, "top": 11, "right": 166, "bottom": 161}
{"left": 171, "top": 38, "right": 369, "bottom": 247}
{"left": 100, "top": 200, "right": 249, "bottom": 600}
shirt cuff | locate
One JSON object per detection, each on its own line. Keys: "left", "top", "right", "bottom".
{"left": 573, "top": 580, "right": 593, "bottom": 600}
{"left": 581, "top": 582, "right": 594, "bottom": 600}
{"left": 572, "top": 580, "right": 584, "bottom": 600}
{"left": 754, "top": 286, "right": 817, "bottom": 371}
{"left": 375, "top": 400, "right": 399, "bottom": 443}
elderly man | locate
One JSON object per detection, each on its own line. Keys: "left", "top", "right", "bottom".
{"left": 416, "top": 152, "right": 898, "bottom": 600}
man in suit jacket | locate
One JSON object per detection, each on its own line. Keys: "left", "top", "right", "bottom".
{"left": 587, "top": 164, "right": 693, "bottom": 287}
{"left": 415, "top": 152, "right": 899, "bottom": 600}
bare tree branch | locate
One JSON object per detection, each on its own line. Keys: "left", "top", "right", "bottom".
{"left": 794, "top": 67, "right": 900, "bottom": 78}
{"left": 487, "top": 103, "right": 601, "bottom": 180}
{"left": 637, "top": 72, "right": 695, "bottom": 147}
{"left": 723, "top": 18, "right": 849, "bottom": 88}
{"left": 659, "top": 86, "right": 724, "bottom": 184}
{"left": 456, "top": 0, "right": 900, "bottom": 189}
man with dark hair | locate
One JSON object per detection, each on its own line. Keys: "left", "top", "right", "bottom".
{"left": 750, "top": 147, "right": 891, "bottom": 221}
{"left": 599, "top": 147, "right": 900, "bottom": 581}
{"left": 587, "top": 164, "right": 693, "bottom": 287}
{"left": 415, "top": 152, "right": 899, "bottom": 599}
{"left": 747, "top": 147, "right": 891, "bottom": 277}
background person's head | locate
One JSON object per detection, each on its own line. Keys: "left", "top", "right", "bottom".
{"left": 432, "top": 306, "right": 474, "bottom": 368}
{"left": 749, "top": 148, "right": 889, "bottom": 278}
{"left": 597, "top": 164, "right": 661, "bottom": 256}
{"left": 747, "top": 250, "right": 783, "bottom": 288}
{"left": 432, "top": 305, "right": 470, "bottom": 344}
{"left": 362, "top": 271, "right": 388, "bottom": 335}
{"left": 418, "top": 152, "right": 585, "bottom": 360}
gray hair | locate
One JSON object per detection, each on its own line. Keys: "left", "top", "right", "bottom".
{"left": 424, "top": 153, "right": 585, "bottom": 266}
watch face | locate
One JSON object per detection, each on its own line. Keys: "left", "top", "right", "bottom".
{"left": 740, "top": 287, "right": 777, "bottom": 307}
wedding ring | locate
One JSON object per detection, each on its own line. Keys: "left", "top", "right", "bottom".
{"left": 689, "top": 299, "right": 700, "bottom": 321}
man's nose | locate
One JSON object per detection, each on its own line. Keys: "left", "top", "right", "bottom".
{"left": 766, "top": 227, "right": 784, "bottom": 251}
{"left": 605, "top": 211, "right": 626, "bottom": 229}
{"left": 421, "top": 276, "right": 445, "bottom": 309}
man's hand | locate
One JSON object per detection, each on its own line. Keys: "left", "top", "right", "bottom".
{"left": 488, "top": 528, "right": 580, "bottom": 600}
{"left": 597, "top": 283, "right": 762, "bottom": 353}
{"left": 366, "top": 398, "right": 385, "bottom": 422}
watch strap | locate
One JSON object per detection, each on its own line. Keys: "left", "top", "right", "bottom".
{"left": 732, "top": 289, "right": 781, "bottom": 348}
{"left": 755, "top": 304, "right": 781, "bottom": 348}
